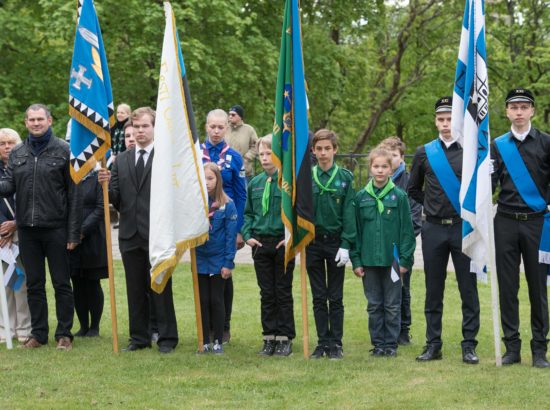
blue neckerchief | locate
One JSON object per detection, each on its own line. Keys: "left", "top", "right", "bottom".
{"left": 28, "top": 127, "right": 52, "bottom": 156}
{"left": 424, "top": 139, "right": 461, "bottom": 214}
{"left": 495, "top": 132, "right": 550, "bottom": 280}
{"left": 392, "top": 162, "right": 406, "bottom": 181}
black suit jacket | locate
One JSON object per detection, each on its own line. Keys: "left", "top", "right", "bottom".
{"left": 109, "top": 147, "right": 153, "bottom": 251}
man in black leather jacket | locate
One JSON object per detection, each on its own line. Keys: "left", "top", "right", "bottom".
{"left": 0, "top": 104, "right": 81, "bottom": 350}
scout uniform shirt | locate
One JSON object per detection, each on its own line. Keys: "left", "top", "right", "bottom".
{"left": 312, "top": 164, "right": 356, "bottom": 249}
{"left": 351, "top": 183, "right": 415, "bottom": 270}
{"left": 241, "top": 170, "right": 284, "bottom": 240}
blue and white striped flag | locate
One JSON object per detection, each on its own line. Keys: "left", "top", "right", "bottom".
{"left": 452, "top": 0, "right": 491, "bottom": 281}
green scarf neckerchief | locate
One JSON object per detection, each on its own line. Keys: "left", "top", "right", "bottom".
{"left": 365, "top": 179, "right": 395, "bottom": 213}
{"left": 262, "top": 176, "right": 272, "bottom": 215}
{"left": 313, "top": 164, "right": 339, "bottom": 195}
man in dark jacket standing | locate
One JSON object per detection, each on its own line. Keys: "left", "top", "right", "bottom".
{"left": 0, "top": 104, "right": 81, "bottom": 350}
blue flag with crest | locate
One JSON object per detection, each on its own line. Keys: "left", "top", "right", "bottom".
{"left": 68, "top": 0, "right": 114, "bottom": 183}
{"left": 451, "top": 0, "right": 491, "bottom": 281}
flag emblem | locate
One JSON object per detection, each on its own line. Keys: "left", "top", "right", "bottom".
{"left": 272, "top": 0, "right": 315, "bottom": 265}
{"left": 68, "top": 0, "right": 114, "bottom": 183}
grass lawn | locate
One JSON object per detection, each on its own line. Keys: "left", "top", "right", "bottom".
{"left": 1, "top": 259, "right": 549, "bottom": 409}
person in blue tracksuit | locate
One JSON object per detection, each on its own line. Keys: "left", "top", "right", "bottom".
{"left": 196, "top": 162, "right": 238, "bottom": 354}
{"left": 201, "top": 108, "right": 247, "bottom": 343}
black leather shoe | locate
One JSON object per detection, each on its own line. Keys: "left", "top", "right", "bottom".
{"left": 273, "top": 340, "right": 292, "bottom": 357}
{"left": 310, "top": 345, "right": 328, "bottom": 359}
{"left": 416, "top": 345, "right": 442, "bottom": 361}
{"left": 122, "top": 343, "right": 150, "bottom": 352}
{"left": 222, "top": 330, "right": 231, "bottom": 345}
{"left": 158, "top": 345, "right": 174, "bottom": 354}
{"left": 74, "top": 328, "right": 89, "bottom": 337}
{"left": 385, "top": 348, "right": 398, "bottom": 357}
{"left": 328, "top": 345, "right": 344, "bottom": 360}
{"left": 258, "top": 339, "right": 276, "bottom": 356}
{"left": 502, "top": 351, "right": 521, "bottom": 365}
{"left": 370, "top": 347, "right": 385, "bottom": 357}
{"left": 462, "top": 347, "right": 479, "bottom": 364}
{"left": 398, "top": 331, "right": 411, "bottom": 346}
{"left": 532, "top": 353, "right": 550, "bottom": 368}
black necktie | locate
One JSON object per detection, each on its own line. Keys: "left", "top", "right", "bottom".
{"left": 136, "top": 149, "right": 146, "bottom": 182}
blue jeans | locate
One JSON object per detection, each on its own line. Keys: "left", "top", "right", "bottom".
{"left": 362, "top": 266, "right": 402, "bottom": 349}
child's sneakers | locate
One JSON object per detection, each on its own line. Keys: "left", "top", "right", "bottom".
{"left": 198, "top": 343, "right": 212, "bottom": 354}
{"left": 212, "top": 340, "right": 224, "bottom": 354}
{"left": 273, "top": 340, "right": 292, "bottom": 357}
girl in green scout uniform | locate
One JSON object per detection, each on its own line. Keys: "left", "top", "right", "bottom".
{"left": 307, "top": 129, "right": 355, "bottom": 360}
{"left": 241, "top": 135, "right": 295, "bottom": 357}
{"left": 351, "top": 148, "right": 415, "bottom": 357}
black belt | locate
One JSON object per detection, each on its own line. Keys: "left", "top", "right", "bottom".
{"left": 426, "top": 216, "right": 462, "bottom": 226}
{"left": 497, "top": 209, "right": 547, "bottom": 221}
{"left": 315, "top": 232, "right": 341, "bottom": 242}
{"left": 255, "top": 235, "right": 284, "bottom": 242}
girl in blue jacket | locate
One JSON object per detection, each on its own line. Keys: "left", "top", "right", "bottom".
{"left": 196, "top": 162, "right": 238, "bottom": 354}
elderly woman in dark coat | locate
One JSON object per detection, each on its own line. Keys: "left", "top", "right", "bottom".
{"left": 69, "top": 169, "right": 108, "bottom": 337}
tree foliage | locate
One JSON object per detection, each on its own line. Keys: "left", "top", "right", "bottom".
{"left": 0, "top": 0, "right": 548, "bottom": 152}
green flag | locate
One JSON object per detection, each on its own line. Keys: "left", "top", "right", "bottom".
{"left": 272, "top": 0, "right": 315, "bottom": 266}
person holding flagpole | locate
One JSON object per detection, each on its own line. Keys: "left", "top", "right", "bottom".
{"left": 491, "top": 88, "right": 550, "bottom": 368}
{"left": 99, "top": 107, "right": 179, "bottom": 354}
{"left": 306, "top": 129, "right": 355, "bottom": 360}
{"left": 408, "top": 97, "right": 480, "bottom": 364}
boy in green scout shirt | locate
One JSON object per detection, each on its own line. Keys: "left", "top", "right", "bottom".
{"left": 351, "top": 148, "right": 415, "bottom": 357}
{"left": 307, "top": 129, "right": 355, "bottom": 360}
{"left": 242, "top": 135, "right": 295, "bottom": 357}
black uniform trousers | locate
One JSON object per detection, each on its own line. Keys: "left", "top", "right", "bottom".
{"left": 18, "top": 226, "right": 74, "bottom": 344}
{"left": 252, "top": 236, "right": 295, "bottom": 339}
{"left": 306, "top": 234, "right": 345, "bottom": 347}
{"left": 120, "top": 234, "right": 178, "bottom": 349}
{"left": 421, "top": 221, "right": 480, "bottom": 349}
{"left": 224, "top": 277, "right": 233, "bottom": 331}
{"left": 495, "top": 213, "right": 549, "bottom": 354}
{"left": 199, "top": 274, "right": 226, "bottom": 344}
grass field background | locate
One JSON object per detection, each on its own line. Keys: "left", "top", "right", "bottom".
{"left": 1, "top": 260, "right": 549, "bottom": 409}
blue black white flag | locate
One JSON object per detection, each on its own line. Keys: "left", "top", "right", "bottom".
{"left": 68, "top": 0, "right": 114, "bottom": 183}
{"left": 452, "top": 0, "right": 491, "bottom": 281}
{"left": 390, "top": 244, "right": 400, "bottom": 283}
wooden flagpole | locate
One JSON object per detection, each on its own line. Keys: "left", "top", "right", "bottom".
{"left": 101, "top": 158, "right": 119, "bottom": 353}
{"left": 0, "top": 261, "right": 13, "bottom": 350}
{"left": 300, "top": 252, "right": 309, "bottom": 358}
{"left": 190, "top": 248, "right": 204, "bottom": 352}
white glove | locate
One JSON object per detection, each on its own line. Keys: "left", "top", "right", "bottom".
{"left": 489, "top": 159, "right": 495, "bottom": 175}
{"left": 335, "top": 248, "right": 350, "bottom": 267}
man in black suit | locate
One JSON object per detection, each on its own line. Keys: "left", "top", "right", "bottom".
{"left": 99, "top": 107, "right": 178, "bottom": 353}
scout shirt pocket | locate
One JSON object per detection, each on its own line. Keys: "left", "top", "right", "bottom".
{"left": 250, "top": 186, "right": 266, "bottom": 217}
{"left": 330, "top": 185, "right": 346, "bottom": 206}
{"left": 358, "top": 197, "right": 377, "bottom": 221}
{"left": 381, "top": 196, "right": 398, "bottom": 222}
{"left": 210, "top": 208, "right": 225, "bottom": 233}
